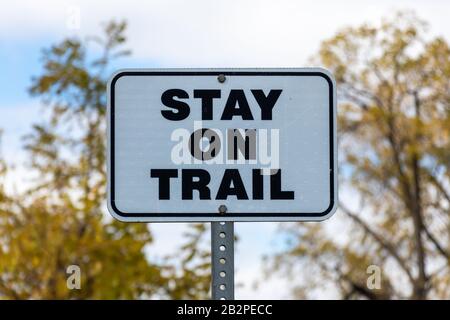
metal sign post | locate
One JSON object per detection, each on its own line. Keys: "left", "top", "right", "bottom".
{"left": 106, "top": 68, "right": 337, "bottom": 299}
{"left": 211, "top": 220, "right": 234, "bottom": 300}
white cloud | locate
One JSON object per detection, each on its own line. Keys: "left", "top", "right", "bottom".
{"left": 1, "top": 0, "right": 449, "bottom": 66}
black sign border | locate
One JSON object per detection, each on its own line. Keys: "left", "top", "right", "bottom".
{"left": 109, "top": 70, "right": 335, "bottom": 220}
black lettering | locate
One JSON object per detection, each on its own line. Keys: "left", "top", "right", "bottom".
{"left": 182, "top": 169, "right": 211, "bottom": 200}
{"left": 270, "top": 169, "right": 294, "bottom": 200}
{"left": 161, "top": 89, "right": 190, "bottom": 121}
{"left": 193, "top": 90, "right": 221, "bottom": 120}
{"left": 150, "top": 169, "right": 178, "bottom": 200}
{"left": 221, "top": 90, "right": 254, "bottom": 120}
{"left": 251, "top": 89, "right": 282, "bottom": 120}
{"left": 189, "top": 128, "right": 221, "bottom": 160}
{"left": 252, "top": 169, "right": 264, "bottom": 199}
{"left": 216, "top": 169, "right": 249, "bottom": 200}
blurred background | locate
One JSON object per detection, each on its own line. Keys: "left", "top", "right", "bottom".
{"left": 0, "top": 0, "right": 449, "bottom": 299}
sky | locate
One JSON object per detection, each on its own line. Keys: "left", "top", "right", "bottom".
{"left": 0, "top": 0, "right": 449, "bottom": 299}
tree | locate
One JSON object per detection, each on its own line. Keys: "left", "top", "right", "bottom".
{"left": 269, "top": 11, "right": 450, "bottom": 299}
{"left": 0, "top": 21, "right": 210, "bottom": 299}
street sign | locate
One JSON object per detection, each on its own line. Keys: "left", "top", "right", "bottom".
{"left": 107, "top": 68, "right": 337, "bottom": 222}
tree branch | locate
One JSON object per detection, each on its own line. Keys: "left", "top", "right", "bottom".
{"left": 339, "top": 202, "right": 415, "bottom": 284}
{"left": 422, "top": 223, "right": 450, "bottom": 260}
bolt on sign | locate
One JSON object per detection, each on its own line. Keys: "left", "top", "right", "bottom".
{"left": 107, "top": 69, "right": 337, "bottom": 222}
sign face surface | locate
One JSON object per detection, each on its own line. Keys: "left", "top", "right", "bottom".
{"left": 107, "top": 69, "right": 337, "bottom": 222}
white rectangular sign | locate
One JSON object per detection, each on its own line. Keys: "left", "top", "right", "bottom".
{"left": 107, "top": 69, "right": 337, "bottom": 222}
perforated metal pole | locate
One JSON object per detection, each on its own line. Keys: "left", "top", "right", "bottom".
{"left": 211, "top": 221, "right": 234, "bottom": 300}
{"left": 211, "top": 75, "right": 234, "bottom": 300}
